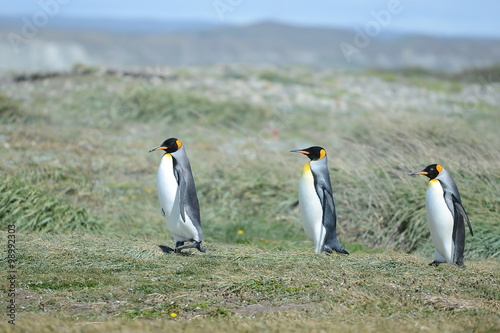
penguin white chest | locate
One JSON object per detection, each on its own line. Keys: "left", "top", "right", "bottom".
{"left": 298, "top": 163, "right": 326, "bottom": 253}
{"left": 426, "top": 179, "right": 454, "bottom": 263}
{"left": 157, "top": 154, "right": 199, "bottom": 242}
{"left": 157, "top": 154, "right": 179, "bottom": 217}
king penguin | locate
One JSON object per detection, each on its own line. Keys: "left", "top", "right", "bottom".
{"left": 149, "top": 138, "right": 205, "bottom": 253}
{"left": 291, "top": 146, "right": 349, "bottom": 255}
{"left": 409, "top": 164, "right": 473, "bottom": 266}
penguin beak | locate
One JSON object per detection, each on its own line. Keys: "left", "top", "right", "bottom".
{"left": 290, "top": 149, "right": 309, "bottom": 155}
{"left": 148, "top": 145, "right": 167, "bottom": 153}
{"left": 408, "top": 170, "right": 428, "bottom": 176}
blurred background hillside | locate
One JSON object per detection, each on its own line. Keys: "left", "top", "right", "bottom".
{"left": 1, "top": 0, "right": 500, "bottom": 72}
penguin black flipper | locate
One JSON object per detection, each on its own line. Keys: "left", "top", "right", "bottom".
{"left": 319, "top": 186, "right": 349, "bottom": 255}
{"left": 173, "top": 158, "right": 204, "bottom": 239}
{"left": 451, "top": 194, "right": 473, "bottom": 236}
{"left": 451, "top": 202, "right": 466, "bottom": 266}
{"left": 172, "top": 159, "right": 186, "bottom": 223}
{"left": 451, "top": 194, "right": 472, "bottom": 266}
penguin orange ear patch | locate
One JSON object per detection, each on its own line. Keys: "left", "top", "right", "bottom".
{"left": 319, "top": 149, "right": 326, "bottom": 160}
{"left": 436, "top": 164, "right": 443, "bottom": 173}
{"left": 176, "top": 139, "right": 183, "bottom": 149}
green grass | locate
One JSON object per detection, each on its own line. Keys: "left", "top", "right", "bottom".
{"left": 0, "top": 92, "right": 27, "bottom": 122}
{"left": 0, "top": 176, "right": 102, "bottom": 233}
{"left": 450, "top": 63, "right": 500, "bottom": 83}
{"left": 116, "top": 83, "right": 274, "bottom": 128}
{"left": 0, "top": 233, "right": 498, "bottom": 332}
{"left": 258, "top": 68, "right": 313, "bottom": 86}
{"left": 0, "top": 65, "right": 498, "bottom": 331}
{"left": 369, "top": 63, "right": 500, "bottom": 91}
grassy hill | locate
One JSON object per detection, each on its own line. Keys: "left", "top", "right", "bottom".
{"left": 0, "top": 65, "right": 499, "bottom": 332}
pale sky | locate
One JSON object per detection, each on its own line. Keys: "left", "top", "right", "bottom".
{"left": 1, "top": 0, "right": 500, "bottom": 38}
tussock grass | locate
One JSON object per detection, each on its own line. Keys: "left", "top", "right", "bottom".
{"left": 370, "top": 63, "right": 500, "bottom": 84}
{"left": 1, "top": 66, "right": 498, "bottom": 259}
{"left": 331, "top": 117, "right": 500, "bottom": 259}
{"left": 196, "top": 154, "right": 303, "bottom": 246}
{"left": 258, "top": 69, "right": 313, "bottom": 86}
{"left": 0, "top": 176, "right": 102, "bottom": 233}
{"left": 451, "top": 63, "right": 500, "bottom": 83}
{"left": 116, "top": 84, "right": 274, "bottom": 128}
{"left": 0, "top": 92, "right": 26, "bottom": 122}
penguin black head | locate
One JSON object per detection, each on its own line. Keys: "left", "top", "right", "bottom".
{"left": 290, "top": 146, "right": 326, "bottom": 161}
{"left": 409, "top": 164, "right": 442, "bottom": 179}
{"left": 148, "top": 138, "right": 183, "bottom": 154}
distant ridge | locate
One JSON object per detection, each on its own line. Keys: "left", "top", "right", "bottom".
{"left": 1, "top": 18, "right": 499, "bottom": 72}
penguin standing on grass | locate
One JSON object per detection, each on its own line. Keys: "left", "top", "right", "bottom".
{"left": 149, "top": 138, "right": 205, "bottom": 253}
{"left": 291, "top": 146, "right": 349, "bottom": 255}
{"left": 409, "top": 164, "right": 473, "bottom": 266}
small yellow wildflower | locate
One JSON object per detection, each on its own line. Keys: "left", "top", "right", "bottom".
{"left": 237, "top": 230, "right": 244, "bottom": 235}
{"left": 145, "top": 187, "right": 153, "bottom": 194}
{"left": 170, "top": 312, "right": 177, "bottom": 318}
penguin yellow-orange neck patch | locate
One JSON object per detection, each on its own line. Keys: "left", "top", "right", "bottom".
{"left": 302, "top": 162, "right": 311, "bottom": 174}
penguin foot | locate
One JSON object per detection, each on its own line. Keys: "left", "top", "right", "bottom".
{"left": 428, "top": 261, "right": 445, "bottom": 266}
{"left": 323, "top": 245, "right": 349, "bottom": 255}
{"left": 196, "top": 242, "right": 206, "bottom": 253}
{"left": 158, "top": 245, "right": 175, "bottom": 254}
{"left": 174, "top": 241, "right": 185, "bottom": 253}
{"left": 175, "top": 241, "right": 205, "bottom": 253}
{"left": 335, "top": 248, "right": 349, "bottom": 255}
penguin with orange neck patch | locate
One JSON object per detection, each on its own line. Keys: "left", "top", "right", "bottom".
{"left": 149, "top": 138, "right": 205, "bottom": 253}
{"left": 409, "top": 164, "right": 473, "bottom": 266}
{"left": 291, "top": 146, "right": 348, "bottom": 255}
